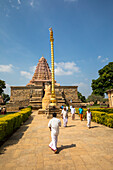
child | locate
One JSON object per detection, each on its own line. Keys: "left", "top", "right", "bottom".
{"left": 86, "top": 108, "right": 92, "bottom": 128}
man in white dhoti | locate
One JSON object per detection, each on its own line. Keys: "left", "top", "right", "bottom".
{"left": 48, "top": 113, "right": 61, "bottom": 153}
{"left": 66, "top": 105, "right": 68, "bottom": 112}
{"left": 61, "top": 107, "right": 68, "bottom": 127}
{"left": 71, "top": 106, "right": 76, "bottom": 120}
{"left": 86, "top": 108, "right": 92, "bottom": 128}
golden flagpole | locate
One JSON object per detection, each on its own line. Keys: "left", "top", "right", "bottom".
{"left": 49, "top": 27, "right": 56, "bottom": 106}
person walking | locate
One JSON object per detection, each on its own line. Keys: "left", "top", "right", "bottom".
{"left": 48, "top": 112, "right": 61, "bottom": 153}
{"left": 61, "top": 107, "right": 68, "bottom": 127}
{"left": 71, "top": 106, "right": 76, "bottom": 120}
{"left": 86, "top": 108, "right": 92, "bottom": 128}
{"left": 0, "top": 106, "right": 1, "bottom": 114}
{"left": 61, "top": 105, "right": 64, "bottom": 109}
{"left": 66, "top": 105, "right": 68, "bottom": 112}
{"left": 79, "top": 106, "right": 83, "bottom": 121}
{"left": 70, "top": 105, "right": 72, "bottom": 110}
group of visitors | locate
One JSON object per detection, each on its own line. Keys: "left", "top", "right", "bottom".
{"left": 0, "top": 106, "right": 6, "bottom": 115}
{"left": 48, "top": 105, "right": 92, "bottom": 153}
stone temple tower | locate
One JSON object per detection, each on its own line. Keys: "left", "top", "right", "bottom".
{"left": 26, "top": 56, "right": 53, "bottom": 109}
{"left": 27, "top": 56, "right": 52, "bottom": 86}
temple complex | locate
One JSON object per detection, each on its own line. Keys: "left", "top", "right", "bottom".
{"left": 7, "top": 28, "right": 81, "bottom": 112}
{"left": 7, "top": 56, "right": 81, "bottom": 112}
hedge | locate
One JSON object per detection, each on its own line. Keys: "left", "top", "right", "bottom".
{"left": 0, "top": 107, "right": 32, "bottom": 142}
{"left": 87, "top": 108, "right": 113, "bottom": 114}
{"left": 75, "top": 108, "right": 113, "bottom": 128}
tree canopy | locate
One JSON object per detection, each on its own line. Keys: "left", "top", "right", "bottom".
{"left": 91, "top": 62, "right": 113, "bottom": 96}
{"left": 0, "top": 80, "right": 10, "bottom": 104}
{"left": 78, "top": 91, "right": 86, "bottom": 103}
{"left": 87, "top": 94, "right": 107, "bottom": 104}
{"left": 2, "top": 93, "right": 10, "bottom": 104}
{"left": 0, "top": 80, "right": 6, "bottom": 95}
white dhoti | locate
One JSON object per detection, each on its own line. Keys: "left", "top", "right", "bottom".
{"left": 49, "top": 133, "right": 58, "bottom": 151}
{"left": 63, "top": 117, "right": 68, "bottom": 127}
{"left": 87, "top": 118, "right": 91, "bottom": 127}
{"left": 72, "top": 113, "right": 75, "bottom": 120}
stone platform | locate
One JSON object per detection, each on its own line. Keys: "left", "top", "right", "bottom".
{"left": 0, "top": 112, "right": 113, "bottom": 170}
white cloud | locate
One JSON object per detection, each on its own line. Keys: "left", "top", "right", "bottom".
{"left": 55, "top": 67, "right": 72, "bottom": 76}
{"left": 30, "top": 0, "right": 34, "bottom": 7}
{"left": 0, "top": 64, "right": 13, "bottom": 72}
{"left": 18, "top": 0, "right": 21, "bottom": 4}
{"left": 102, "top": 58, "right": 109, "bottom": 63}
{"left": 20, "top": 65, "right": 36, "bottom": 79}
{"left": 30, "top": 65, "right": 36, "bottom": 73}
{"left": 98, "top": 56, "right": 101, "bottom": 59}
{"left": 55, "top": 61, "right": 80, "bottom": 76}
{"left": 74, "top": 82, "right": 92, "bottom": 98}
{"left": 4, "top": 84, "right": 10, "bottom": 95}
{"left": 29, "top": 0, "right": 39, "bottom": 8}
{"left": 20, "top": 71, "right": 32, "bottom": 79}
{"left": 97, "top": 56, "right": 109, "bottom": 63}
{"left": 74, "top": 82, "right": 88, "bottom": 88}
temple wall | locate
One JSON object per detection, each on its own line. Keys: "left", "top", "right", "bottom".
{"left": 63, "top": 86, "right": 78, "bottom": 101}
{"left": 107, "top": 90, "right": 113, "bottom": 108}
{"left": 10, "top": 87, "right": 30, "bottom": 102}
{"left": 10, "top": 86, "right": 43, "bottom": 102}
{"left": 7, "top": 86, "right": 43, "bottom": 111}
{"left": 55, "top": 86, "right": 78, "bottom": 101}
{"left": 10, "top": 86, "right": 78, "bottom": 102}
{"left": 7, "top": 85, "right": 81, "bottom": 111}
{"left": 7, "top": 100, "right": 29, "bottom": 112}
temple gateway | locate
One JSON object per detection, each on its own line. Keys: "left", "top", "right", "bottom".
{"left": 7, "top": 56, "right": 81, "bottom": 112}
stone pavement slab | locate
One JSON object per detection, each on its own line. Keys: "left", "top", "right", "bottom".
{"left": 0, "top": 111, "right": 113, "bottom": 170}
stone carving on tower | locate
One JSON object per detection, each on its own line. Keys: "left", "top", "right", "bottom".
{"left": 27, "top": 56, "right": 52, "bottom": 86}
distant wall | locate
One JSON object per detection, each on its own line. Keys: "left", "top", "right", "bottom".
{"left": 107, "top": 89, "right": 113, "bottom": 108}
{"left": 10, "top": 86, "right": 43, "bottom": 102}
{"left": 55, "top": 86, "right": 81, "bottom": 105}
{"left": 7, "top": 100, "right": 29, "bottom": 112}
{"left": 7, "top": 86, "right": 43, "bottom": 111}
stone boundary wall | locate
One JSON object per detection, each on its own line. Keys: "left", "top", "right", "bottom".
{"left": 10, "top": 85, "right": 78, "bottom": 102}
{"left": 7, "top": 100, "right": 29, "bottom": 112}
{"left": 10, "top": 86, "right": 43, "bottom": 102}
{"left": 106, "top": 89, "right": 113, "bottom": 108}
{"left": 55, "top": 86, "right": 79, "bottom": 101}
{"left": 8, "top": 85, "right": 81, "bottom": 111}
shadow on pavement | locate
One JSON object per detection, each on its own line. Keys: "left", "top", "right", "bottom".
{"left": 0, "top": 114, "right": 34, "bottom": 155}
{"left": 66, "top": 125, "right": 76, "bottom": 128}
{"left": 90, "top": 126, "right": 99, "bottom": 128}
{"left": 57, "top": 144, "right": 76, "bottom": 154}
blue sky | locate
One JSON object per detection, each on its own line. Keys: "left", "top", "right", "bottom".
{"left": 0, "top": 0, "right": 113, "bottom": 98}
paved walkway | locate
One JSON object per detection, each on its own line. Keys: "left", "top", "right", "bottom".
{"left": 0, "top": 111, "right": 113, "bottom": 170}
